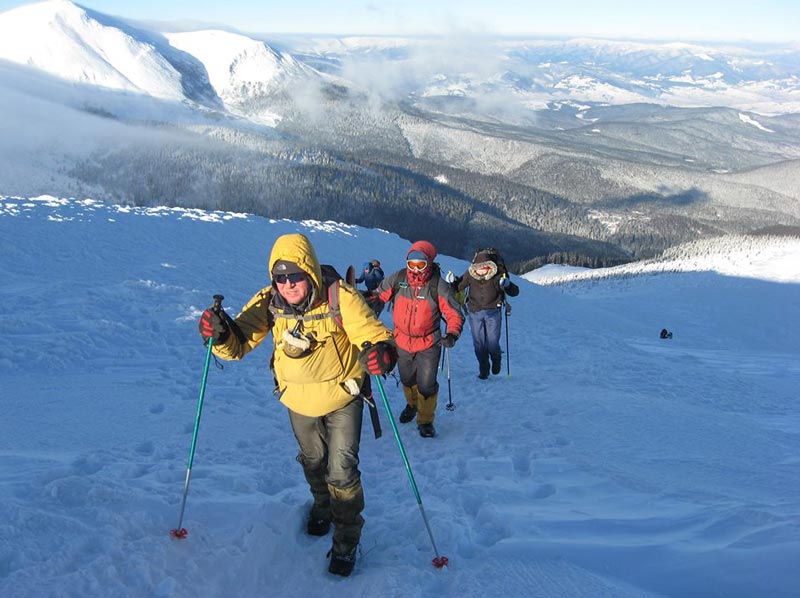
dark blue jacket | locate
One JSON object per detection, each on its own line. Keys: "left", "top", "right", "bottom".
{"left": 355, "top": 262, "right": 384, "bottom": 291}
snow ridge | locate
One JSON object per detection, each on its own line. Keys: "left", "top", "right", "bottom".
{"left": 525, "top": 234, "right": 800, "bottom": 285}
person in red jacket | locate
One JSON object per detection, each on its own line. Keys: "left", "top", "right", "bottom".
{"left": 373, "top": 240, "right": 464, "bottom": 437}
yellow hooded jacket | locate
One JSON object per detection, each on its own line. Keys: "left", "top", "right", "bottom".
{"left": 211, "top": 233, "right": 394, "bottom": 417}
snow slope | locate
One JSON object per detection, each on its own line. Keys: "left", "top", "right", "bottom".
{"left": 1, "top": 196, "right": 799, "bottom": 597}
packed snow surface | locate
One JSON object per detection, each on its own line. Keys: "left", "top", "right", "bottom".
{"left": 1, "top": 196, "right": 799, "bottom": 597}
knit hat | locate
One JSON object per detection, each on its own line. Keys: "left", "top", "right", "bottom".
{"left": 407, "top": 240, "right": 437, "bottom": 262}
{"left": 272, "top": 260, "right": 304, "bottom": 276}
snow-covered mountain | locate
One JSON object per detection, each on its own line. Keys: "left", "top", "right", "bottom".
{"left": 497, "top": 38, "right": 800, "bottom": 114}
{"left": 0, "top": 1, "right": 327, "bottom": 122}
{"left": 3, "top": 1, "right": 799, "bottom": 116}
{"left": 165, "top": 29, "right": 311, "bottom": 99}
{"left": 1, "top": 0, "right": 799, "bottom": 268}
{"left": 0, "top": 0, "right": 218, "bottom": 105}
{"left": 2, "top": 194, "right": 799, "bottom": 596}
{"left": 163, "top": 29, "right": 322, "bottom": 125}
{"left": 287, "top": 35, "right": 800, "bottom": 116}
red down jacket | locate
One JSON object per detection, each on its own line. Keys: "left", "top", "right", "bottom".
{"left": 375, "top": 241, "right": 464, "bottom": 353}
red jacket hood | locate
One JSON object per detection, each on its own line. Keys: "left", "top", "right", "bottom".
{"left": 407, "top": 240, "right": 437, "bottom": 262}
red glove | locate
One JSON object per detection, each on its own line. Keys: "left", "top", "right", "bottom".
{"left": 198, "top": 308, "right": 230, "bottom": 345}
{"left": 359, "top": 342, "right": 397, "bottom": 375}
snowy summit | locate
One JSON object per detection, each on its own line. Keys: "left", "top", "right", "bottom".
{"left": 0, "top": 0, "right": 186, "bottom": 100}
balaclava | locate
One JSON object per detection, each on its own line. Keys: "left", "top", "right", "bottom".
{"left": 406, "top": 240, "right": 437, "bottom": 288}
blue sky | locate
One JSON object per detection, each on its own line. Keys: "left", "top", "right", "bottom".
{"left": 1, "top": 0, "right": 798, "bottom": 42}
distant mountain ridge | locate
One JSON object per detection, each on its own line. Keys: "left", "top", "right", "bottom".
{"left": 525, "top": 233, "right": 800, "bottom": 285}
{"left": 1, "top": 0, "right": 799, "bottom": 269}
{"left": 3, "top": 1, "right": 798, "bottom": 115}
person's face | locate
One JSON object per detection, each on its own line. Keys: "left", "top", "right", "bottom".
{"left": 274, "top": 272, "right": 311, "bottom": 305}
{"left": 476, "top": 264, "right": 492, "bottom": 277}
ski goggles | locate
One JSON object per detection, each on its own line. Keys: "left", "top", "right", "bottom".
{"left": 406, "top": 259, "right": 428, "bottom": 271}
{"left": 273, "top": 272, "right": 306, "bottom": 285}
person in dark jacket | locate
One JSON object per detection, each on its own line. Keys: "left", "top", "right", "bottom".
{"left": 456, "top": 248, "right": 519, "bottom": 379}
{"left": 373, "top": 240, "right": 464, "bottom": 438}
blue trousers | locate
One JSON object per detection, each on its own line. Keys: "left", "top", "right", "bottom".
{"left": 467, "top": 308, "right": 502, "bottom": 372}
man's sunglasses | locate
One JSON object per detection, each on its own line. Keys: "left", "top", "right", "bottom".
{"left": 406, "top": 259, "right": 428, "bottom": 271}
{"left": 273, "top": 272, "right": 306, "bottom": 285}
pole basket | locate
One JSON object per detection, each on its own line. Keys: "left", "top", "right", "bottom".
{"left": 170, "top": 528, "right": 188, "bottom": 540}
{"left": 432, "top": 555, "right": 449, "bottom": 568}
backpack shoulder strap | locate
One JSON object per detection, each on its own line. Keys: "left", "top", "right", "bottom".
{"left": 327, "top": 278, "right": 343, "bottom": 329}
{"left": 317, "top": 263, "right": 345, "bottom": 329}
{"left": 429, "top": 265, "right": 441, "bottom": 303}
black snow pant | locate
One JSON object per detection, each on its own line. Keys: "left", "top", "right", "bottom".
{"left": 397, "top": 344, "right": 441, "bottom": 398}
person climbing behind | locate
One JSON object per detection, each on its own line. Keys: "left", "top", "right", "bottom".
{"left": 355, "top": 260, "right": 385, "bottom": 316}
{"left": 373, "top": 241, "right": 464, "bottom": 438}
{"left": 355, "top": 260, "right": 384, "bottom": 291}
{"left": 456, "top": 248, "right": 519, "bottom": 379}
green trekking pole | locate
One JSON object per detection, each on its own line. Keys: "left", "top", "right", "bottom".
{"left": 372, "top": 372, "right": 448, "bottom": 568}
{"left": 170, "top": 294, "right": 223, "bottom": 539}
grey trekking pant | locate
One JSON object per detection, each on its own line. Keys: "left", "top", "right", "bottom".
{"left": 289, "top": 397, "right": 365, "bottom": 553}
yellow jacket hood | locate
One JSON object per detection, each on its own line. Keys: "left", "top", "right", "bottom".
{"left": 268, "top": 233, "right": 323, "bottom": 294}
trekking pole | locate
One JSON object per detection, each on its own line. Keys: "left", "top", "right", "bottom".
{"left": 504, "top": 300, "right": 511, "bottom": 377}
{"left": 439, "top": 347, "right": 446, "bottom": 371}
{"left": 445, "top": 348, "right": 454, "bottom": 411}
{"left": 170, "top": 294, "right": 223, "bottom": 539}
{"left": 372, "top": 371, "right": 448, "bottom": 568}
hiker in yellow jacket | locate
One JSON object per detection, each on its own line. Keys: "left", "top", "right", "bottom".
{"left": 198, "top": 233, "right": 397, "bottom": 577}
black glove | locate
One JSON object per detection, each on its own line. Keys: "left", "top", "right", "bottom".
{"left": 440, "top": 333, "right": 458, "bottom": 348}
{"left": 359, "top": 341, "right": 397, "bottom": 375}
{"left": 198, "top": 307, "right": 230, "bottom": 345}
{"left": 449, "top": 275, "right": 462, "bottom": 293}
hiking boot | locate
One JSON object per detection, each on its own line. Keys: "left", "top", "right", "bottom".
{"left": 399, "top": 404, "right": 417, "bottom": 424}
{"left": 418, "top": 423, "right": 436, "bottom": 438}
{"left": 478, "top": 361, "right": 490, "bottom": 379}
{"left": 328, "top": 545, "right": 357, "bottom": 577}
{"left": 491, "top": 355, "right": 502, "bottom": 375}
{"left": 306, "top": 516, "right": 331, "bottom": 536}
